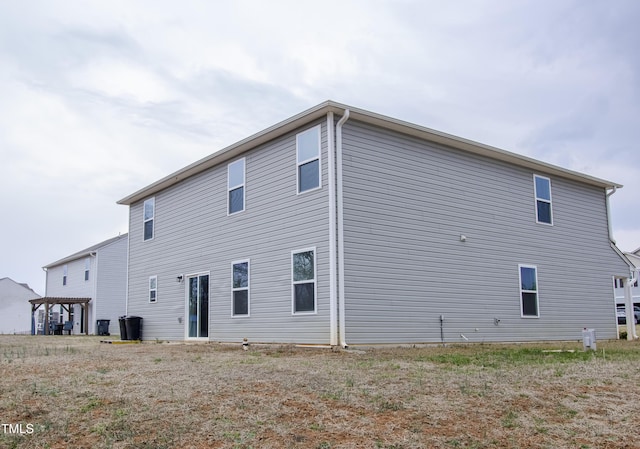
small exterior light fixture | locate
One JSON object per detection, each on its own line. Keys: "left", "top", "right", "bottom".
{"left": 177, "top": 274, "right": 183, "bottom": 283}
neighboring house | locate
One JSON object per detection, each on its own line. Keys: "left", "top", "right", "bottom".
{"left": 42, "top": 234, "right": 128, "bottom": 335}
{"left": 613, "top": 247, "right": 640, "bottom": 339}
{"left": 614, "top": 247, "right": 640, "bottom": 306}
{"left": 117, "top": 101, "right": 631, "bottom": 345}
{"left": 0, "top": 277, "right": 40, "bottom": 334}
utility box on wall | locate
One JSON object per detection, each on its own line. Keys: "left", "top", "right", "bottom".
{"left": 582, "top": 328, "right": 596, "bottom": 351}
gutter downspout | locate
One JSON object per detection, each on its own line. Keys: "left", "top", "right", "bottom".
{"left": 336, "top": 110, "right": 350, "bottom": 348}
{"left": 327, "top": 112, "right": 338, "bottom": 346}
{"left": 125, "top": 227, "right": 131, "bottom": 317}
{"left": 623, "top": 276, "right": 638, "bottom": 340}
{"left": 626, "top": 266, "right": 638, "bottom": 340}
{"left": 606, "top": 187, "right": 617, "bottom": 244}
{"left": 607, "top": 187, "right": 637, "bottom": 339}
{"left": 90, "top": 252, "right": 97, "bottom": 335}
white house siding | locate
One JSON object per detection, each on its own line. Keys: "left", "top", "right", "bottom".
{"left": 45, "top": 256, "right": 95, "bottom": 332}
{"left": 340, "top": 120, "right": 629, "bottom": 344}
{"left": 44, "top": 235, "right": 128, "bottom": 335}
{"left": 126, "top": 120, "right": 332, "bottom": 343}
{"left": 0, "top": 278, "right": 38, "bottom": 334}
{"left": 95, "top": 236, "right": 128, "bottom": 336}
{"left": 45, "top": 257, "right": 94, "bottom": 298}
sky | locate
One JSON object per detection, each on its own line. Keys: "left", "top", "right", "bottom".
{"left": 1, "top": 0, "right": 639, "bottom": 295}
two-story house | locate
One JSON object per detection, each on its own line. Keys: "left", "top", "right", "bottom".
{"left": 613, "top": 247, "right": 639, "bottom": 339}
{"left": 40, "top": 234, "right": 128, "bottom": 335}
{"left": 118, "top": 101, "right": 632, "bottom": 345}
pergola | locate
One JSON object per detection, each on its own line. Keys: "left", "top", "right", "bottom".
{"left": 29, "top": 297, "right": 91, "bottom": 335}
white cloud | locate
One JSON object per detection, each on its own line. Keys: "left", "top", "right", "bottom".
{"left": 1, "top": 0, "right": 640, "bottom": 294}
{"left": 70, "top": 60, "right": 172, "bottom": 104}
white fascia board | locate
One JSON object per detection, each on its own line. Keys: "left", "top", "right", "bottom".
{"left": 117, "top": 100, "right": 622, "bottom": 206}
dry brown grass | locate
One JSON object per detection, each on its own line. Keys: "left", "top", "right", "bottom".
{"left": 0, "top": 335, "right": 639, "bottom": 449}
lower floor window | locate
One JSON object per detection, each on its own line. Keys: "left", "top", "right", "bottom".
{"left": 149, "top": 276, "right": 157, "bottom": 303}
{"left": 519, "top": 265, "right": 539, "bottom": 317}
{"left": 232, "top": 261, "right": 249, "bottom": 316}
{"left": 292, "top": 248, "right": 316, "bottom": 313}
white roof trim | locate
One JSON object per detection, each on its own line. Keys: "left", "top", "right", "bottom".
{"left": 117, "top": 100, "right": 622, "bottom": 206}
{"left": 43, "top": 234, "right": 128, "bottom": 269}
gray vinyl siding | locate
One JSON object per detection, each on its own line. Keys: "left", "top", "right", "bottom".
{"left": 341, "top": 120, "right": 628, "bottom": 344}
{"left": 127, "top": 120, "right": 331, "bottom": 343}
{"left": 94, "top": 236, "right": 128, "bottom": 336}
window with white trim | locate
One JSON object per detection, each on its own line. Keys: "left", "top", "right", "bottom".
{"left": 296, "top": 126, "right": 321, "bottom": 193}
{"left": 84, "top": 257, "right": 90, "bottom": 281}
{"left": 63, "top": 264, "right": 68, "bottom": 286}
{"left": 519, "top": 265, "right": 539, "bottom": 317}
{"left": 534, "top": 175, "right": 552, "bottom": 225}
{"left": 149, "top": 276, "right": 157, "bottom": 303}
{"left": 228, "top": 158, "right": 245, "bottom": 215}
{"left": 232, "top": 260, "right": 250, "bottom": 316}
{"left": 292, "top": 248, "right": 316, "bottom": 314}
{"left": 143, "top": 197, "right": 155, "bottom": 241}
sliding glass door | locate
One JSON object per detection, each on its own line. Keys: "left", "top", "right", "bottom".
{"left": 187, "top": 274, "right": 209, "bottom": 339}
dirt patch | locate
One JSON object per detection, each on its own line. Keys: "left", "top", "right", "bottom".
{"left": 0, "top": 336, "right": 639, "bottom": 448}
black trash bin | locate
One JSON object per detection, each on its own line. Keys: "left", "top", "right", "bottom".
{"left": 118, "top": 316, "right": 128, "bottom": 340}
{"left": 124, "top": 316, "right": 142, "bottom": 340}
{"left": 96, "top": 319, "right": 110, "bottom": 336}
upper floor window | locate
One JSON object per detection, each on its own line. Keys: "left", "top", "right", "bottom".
{"left": 84, "top": 257, "right": 90, "bottom": 281}
{"left": 228, "top": 158, "right": 245, "bottom": 215}
{"left": 296, "top": 126, "right": 321, "bottom": 193}
{"left": 143, "top": 197, "right": 155, "bottom": 241}
{"left": 63, "top": 264, "right": 68, "bottom": 286}
{"left": 534, "top": 175, "right": 553, "bottom": 225}
{"left": 519, "top": 264, "right": 539, "bottom": 318}
{"left": 292, "top": 248, "right": 317, "bottom": 314}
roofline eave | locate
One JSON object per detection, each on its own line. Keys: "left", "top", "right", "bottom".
{"left": 117, "top": 101, "right": 622, "bottom": 206}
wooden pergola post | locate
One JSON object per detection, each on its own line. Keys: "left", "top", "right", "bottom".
{"left": 83, "top": 303, "right": 89, "bottom": 336}
{"left": 44, "top": 302, "right": 50, "bottom": 335}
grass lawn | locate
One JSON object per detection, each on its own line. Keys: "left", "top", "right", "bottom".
{"left": 0, "top": 335, "right": 639, "bottom": 449}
